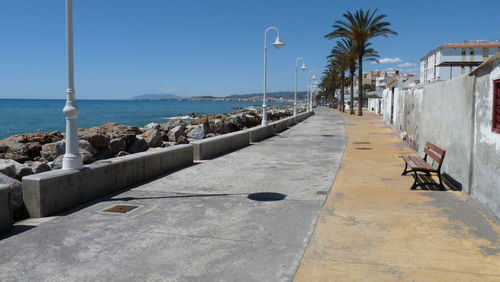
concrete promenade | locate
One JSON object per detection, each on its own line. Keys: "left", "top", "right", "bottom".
{"left": 0, "top": 108, "right": 345, "bottom": 281}
{"left": 294, "top": 111, "right": 500, "bottom": 281}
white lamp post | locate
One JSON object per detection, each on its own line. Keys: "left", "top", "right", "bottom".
{"left": 294, "top": 58, "right": 307, "bottom": 116}
{"left": 311, "top": 81, "right": 318, "bottom": 110}
{"left": 62, "top": 0, "right": 83, "bottom": 170}
{"left": 262, "top": 27, "right": 285, "bottom": 126}
{"left": 307, "top": 71, "right": 316, "bottom": 112}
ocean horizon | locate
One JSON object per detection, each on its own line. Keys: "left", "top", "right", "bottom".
{"left": 0, "top": 99, "right": 289, "bottom": 139}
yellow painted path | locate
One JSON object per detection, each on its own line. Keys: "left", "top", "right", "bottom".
{"left": 294, "top": 110, "right": 500, "bottom": 281}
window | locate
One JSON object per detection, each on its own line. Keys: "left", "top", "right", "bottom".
{"left": 493, "top": 80, "right": 500, "bottom": 133}
{"left": 461, "top": 49, "right": 466, "bottom": 56}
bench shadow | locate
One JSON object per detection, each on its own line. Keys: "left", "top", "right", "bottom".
{"left": 409, "top": 174, "right": 461, "bottom": 191}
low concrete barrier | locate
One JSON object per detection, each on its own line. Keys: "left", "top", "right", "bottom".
{"left": 191, "top": 131, "right": 250, "bottom": 160}
{"left": 22, "top": 144, "right": 193, "bottom": 217}
{"left": 270, "top": 119, "right": 289, "bottom": 133}
{"left": 0, "top": 184, "right": 12, "bottom": 233}
{"left": 246, "top": 125, "right": 274, "bottom": 142}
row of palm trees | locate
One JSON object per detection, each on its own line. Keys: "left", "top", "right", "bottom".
{"left": 319, "top": 9, "right": 397, "bottom": 116}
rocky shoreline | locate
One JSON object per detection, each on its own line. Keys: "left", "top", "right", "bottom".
{"left": 0, "top": 106, "right": 296, "bottom": 219}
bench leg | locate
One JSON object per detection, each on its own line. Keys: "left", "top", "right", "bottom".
{"left": 402, "top": 162, "right": 409, "bottom": 176}
{"left": 410, "top": 171, "right": 419, "bottom": 190}
{"left": 437, "top": 173, "right": 445, "bottom": 190}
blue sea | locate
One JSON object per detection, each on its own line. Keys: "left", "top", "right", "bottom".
{"left": 0, "top": 99, "right": 287, "bottom": 140}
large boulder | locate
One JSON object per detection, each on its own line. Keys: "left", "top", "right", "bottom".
{"left": 1, "top": 131, "right": 63, "bottom": 145}
{"left": 78, "top": 128, "right": 110, "bottom": 149}
{"left": 0, "top": 173, "right": 25, "bottom": 220}
{"left": 186, "top": 125, "right": 206, "bottom": 140}
{"left": 0, "top": 140, "right": 40, "bottom": 162}
{"left": 100, "top": 122, "right": 142, "bottom": 142}
{"left": 109, "top": 138, "right": 127, "bottom": 154}
{"left": 24, "top": 161, "right": 51, "bottom": 174}
{"left": 40, "top": 141, "right": 65, "bottom": 161}
{"left": 167, "top": 125, "right": 186, "bottom": 142}
{"left": 41, "top": 140, "right": 98, "bottom": 162}
{"left": 127, "top": 136, "right": 149, "bottom": 154}
{"left": 144, "top": 122, "right": 160, "bottom": 130}
{"left": 94, "top": 148, "right": 114, "bottom": 161}
{"left": 140, "top": 129, "right": 163, "bottom": 148}
{"left": 0, "top": 159, "right": 33, "bottom": 180}
{"left": 0, "top": 161, "right": 16, "bottom": 178}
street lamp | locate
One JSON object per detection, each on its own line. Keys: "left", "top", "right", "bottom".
{"left": 294, "top": 57, "right": 307, "bottom": 116}
{"left": 307, "top": 71, "right": 316, "bottom": 112}
{"left": 262, "top": 27, "right": 285, "bottom": 126}
{"left": 311, "top": 81, "right": 318, "bottom": 110}
{"left": 62, "top": 0, "right": 83, "bottom": 170}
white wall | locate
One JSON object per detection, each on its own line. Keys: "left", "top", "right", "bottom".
{"left": 471, "top": 61, "right": 500, "bottom": 216}
{"left": 381, "top": 62, "right": 500, "bottom": 218}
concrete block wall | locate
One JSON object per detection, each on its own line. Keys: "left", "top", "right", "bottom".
{"left": 22, "top": 144, "right": 193, "bottom": 217}
{"left": 0, "top": 184, "right": 12, "bottom": 233}
{"left": 247, "top": 125, "right": 274, "bottom": 143}
{"left": 270, "top": 119, "right": 289, "bottom": 133}
{"left": 381, "top": 59, "right": 500, "bottom": 218}
{"left": 191, "top": 130, "right": 250, "bottom": 160}
{"left": 470, "top": 60, "right": 500, "bottom": 217}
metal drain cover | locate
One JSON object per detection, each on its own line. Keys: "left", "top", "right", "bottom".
{"left": 103, "top": 205, "right": 138, "bottom": 213}
{"left": 316, "top": 191, "right": 327, "bottom": 195}
{"left": 355, "top": 147, "right": 373, "bottom": 150}
{"left": 353, "top": 141, "right": 370, "bottom": 144}
{"left": 321, "top": 135, "right": 334, "bottom": 137}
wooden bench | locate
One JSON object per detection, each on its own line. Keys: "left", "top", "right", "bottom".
{"left": 400, "top": 142, "right": 446, "bottom": 190}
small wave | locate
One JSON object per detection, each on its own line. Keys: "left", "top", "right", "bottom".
{"left": 164, "top": 115, "right": 196, "bottom": 120}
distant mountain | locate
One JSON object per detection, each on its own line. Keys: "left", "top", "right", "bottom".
{"left": 132, "top": 93, "right": 182, "bottom": 100}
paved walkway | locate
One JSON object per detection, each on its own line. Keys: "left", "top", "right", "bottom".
{"left": 0, "top": 108, "right": 345, "bottom": 281}
{"left": 294, "top": 111, "right": 500, "bottom": 281}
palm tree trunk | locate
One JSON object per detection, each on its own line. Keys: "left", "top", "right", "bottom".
{"left": 358, "top": 55, "right": 363, "bottom": 116}
{"left": 340, "top": 73, "right": 345, "bottom": 112}
{"left": 350, "top": 69, "right": 355, "bottom": 115}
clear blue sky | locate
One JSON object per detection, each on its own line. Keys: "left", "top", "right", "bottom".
{"left": 1, "top": 0, "right": 499, "bottom": 99}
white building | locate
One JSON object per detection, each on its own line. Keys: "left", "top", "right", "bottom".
{"left": 420, "top": 40, "right": 500, "bottom": 83}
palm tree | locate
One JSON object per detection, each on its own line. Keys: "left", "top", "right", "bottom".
{"left": 331, "top": 39, "right": 357, "bottom": 114}
{"left": 320, "top": 67, "right": 339, "bottom": 107}
{"left": 326, "top": 8, "right": 397, "bottom": 116}
{"left": 328, "top": 41, "right": 353, "bottom": 113}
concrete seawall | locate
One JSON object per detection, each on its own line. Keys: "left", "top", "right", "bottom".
{"left": 19, "top": 111, "right": 315, "bottom": 219}
{"left": 0, "top": 184, "right": 12, "bottom": 233}
{"left": 22, "top": 144, "right": 193, "bottom": 217}
{"left": 191, "top": 131, "right": 250, "bottom": 161}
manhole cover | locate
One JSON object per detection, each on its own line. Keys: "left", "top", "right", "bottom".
{"left": 321, "top": 135, "right": 334, "bottom": 137}
{"left": 247, "top": 192, "right": 286, "bottom": 201}
{"left": 103, "top": 205, "right": 138, "bottom": 213}
{"left": 316, "top": 191, "right": 327, "bottom": 195}
{"left": 352, "top": 141, "right": 370, "bottom": 144}
{"left": 355, "top": 147, "right": 373, "bottom": 150}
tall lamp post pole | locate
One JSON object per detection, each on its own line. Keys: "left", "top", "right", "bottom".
{"left": 294, "top": 58, "right": 307, "bottom": 116}
{"left": 307, "top": 71, "right": 316, "bottom": 112}
{"left": 62, "top": 0, "right": 83, "bottom": 170}
{"left": 262, "top": 27, "right": 285, "bottom": 126}
{"left": 311, "top": 81, "right": 318, "bottom": 110}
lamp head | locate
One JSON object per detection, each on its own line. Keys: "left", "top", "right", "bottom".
{"left": 300, "top": 63, "right": 308, "bottom": 71}
{"left": 273, "top": 36, "right": 285, "bottom": 49}
{"left": 312, "top": 74, "right": 317, "bottom": 80}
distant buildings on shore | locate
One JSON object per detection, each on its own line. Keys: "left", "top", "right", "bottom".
{"left": 420, "top": 40, "right": 500, "bottom": 83}
{"left": 134, "top": 91, "right": 308, "bottom": 102}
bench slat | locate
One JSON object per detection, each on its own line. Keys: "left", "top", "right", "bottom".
{"left": 424, "top": 148, "right": 443, "bottom": 164}
{"left": 425, "top": 142, "right": 445, "bottom": 155}
{"left": 401, "top": 155, "right": 434, "bottom": 171}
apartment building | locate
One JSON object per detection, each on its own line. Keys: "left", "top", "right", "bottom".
{"left": 420, "top": 40, "right": 500, "bottom": 83}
